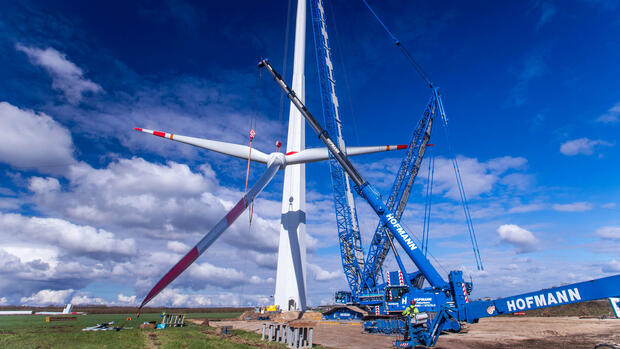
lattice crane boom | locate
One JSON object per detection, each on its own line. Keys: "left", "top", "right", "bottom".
{"left": 361, "top": 93, "right": 438, "bottom": 291}
{"left": 309, "top": 0, "right": 365, "bottom": 296}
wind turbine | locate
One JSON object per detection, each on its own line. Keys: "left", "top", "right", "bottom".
{"left": 134, "top": 127, "right": 407, "bottom": 310}
{"left": 136, "top": 0, "right": 409, "bottom": 312}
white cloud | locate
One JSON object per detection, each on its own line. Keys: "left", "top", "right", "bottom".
{"left": 1, "top": 246, "right": 58, "bottom": 266}
{"left": 308, "top": 263, "right": 342, "bottom": 281}
{"left": 29, "top": 158, "right": 281, "bottom": 255}
{"left": 187, "top": 262, "right": 246, "bottom": 288}
{"left": 601, "top": 203, "right": 616, "bottom": 209}
{"left": 248, "top": 275, "right": 274, "bottom": 285}
{"left": 552, "top": 202, "right": 593, "bottom": 212}
{"left": 21, "top": 289, "right": 74, "bottom": 306}
{"left": 167, "top": 241, "right": 190, "bottom": 253}
{"left": 430, "top": 156, "right": 528, "bottom": 199}
{"left": 0, "top": 297, "right": 8, "bottom": 305}
{"left": 30, "top": 158, "right": 217, "bottom": 232}
{"left": 70, "top": 294, "right": 106, "bottom": 305}
{"left": 246, "top": 251, "right": 277, "bottom": 269}
{"left": 3, "top": 154, "right": 292, "bottom": 306}
{"left": 497, "top": 224, "right": 539, "bottom": 253}
{"left": 15, "top": 44, "right": 102, "bottom": 104}
{"left": 359, "top": 155, "right": 528, "bottom": 199}
{"left": 0, "top": 213, "right": 136, "bottom": 258}
{"left": 602, "top": 260, "right": 620, "bottom": 273}
{"left": 508, "top": 203, "right": 546, "bottom": 213}
{"left": 0, "top": 102, "right": 75, "bottom": 173}
{"left": 117, "top": 294, "right": 137, "bottom": 305}
{"left": 560, "top": 138, "right": 613, "bottom": 156}
{"left": 28, "top": 177, "right": 61, "bottom": 193}
{"left": 596, "top": 101, "right": 620, "bottom": 123}
{"left": 500, "top": 173, "right": 535, "bottom": 191}
{"left": 487, "top": 156, "right": 528, "bottom": 174}
{"left": 0, "top": 249, "right": 54, "bottom": 284}
{"left": 596, "top": 226, "right": 620, "bottom": 240}
{"left": 148, "top": 288, "right": 270, "bottom": 307}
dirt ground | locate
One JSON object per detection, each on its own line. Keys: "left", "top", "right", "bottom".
{"left": 209, "top": 317, "right": 620, "bottom": 349}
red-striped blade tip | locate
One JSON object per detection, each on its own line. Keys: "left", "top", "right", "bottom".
{"left": 134, "top": 127, "right": 143, "bottom": 132}
{"left": 397, "top": 145, "right": 408, "bottom": 150}
{"left": 139, "top": 246, "right": 200, "bottom": 309}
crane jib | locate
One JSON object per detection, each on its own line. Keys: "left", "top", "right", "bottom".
{"left": 385, "top": 213, "right": 417, "bottom": 251}
{"left": 360, "top": 183, "right": 446, "bottom": 288}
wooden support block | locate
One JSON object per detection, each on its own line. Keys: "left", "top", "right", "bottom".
{"left": 46, "top": 316, "right": 77, "bottom": 322}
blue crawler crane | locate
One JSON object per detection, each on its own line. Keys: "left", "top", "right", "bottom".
{"left": 259, "top": 59, "right": 620, "bottom": 348}
{"left": 308, "top": 3, "right": 477, "bottom": 337}
{"left": 309, "top": 0, "right": 466, "bottom": 308}
{"left": 309, "top": 0, "right": 482, "bottom": 313}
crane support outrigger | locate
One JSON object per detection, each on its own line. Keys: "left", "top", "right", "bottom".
{"left": 259, "top": 58, "right": 620, "bottom": 347}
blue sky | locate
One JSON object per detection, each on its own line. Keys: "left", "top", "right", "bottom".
{"left": 0, "top": 0, "right": 618, "bottom": 307}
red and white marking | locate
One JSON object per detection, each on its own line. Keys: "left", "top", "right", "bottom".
{"left": 462, "top": 283, "right": 469, "bottom": 303}
{"left": 386, "top": 145, "right": 408, "bottom": 151}
{"left": 134, "top": 128, "right": 174, "bottom": 140}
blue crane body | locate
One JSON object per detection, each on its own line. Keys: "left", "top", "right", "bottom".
{"left": 259, "top": 58, "right": 620, "bottom": 347}
{"left": 309, "top": 0, "right": 445, "bottom": 302}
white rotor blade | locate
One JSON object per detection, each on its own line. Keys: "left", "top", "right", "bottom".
{"left": 138, "top": 155, "right": 283, "bottom": 310}
{"left": 285, "top": 144, "right": 408, "bottom": 165}
{"left": 135, "top": 128, "right": 270, "bottom": 164}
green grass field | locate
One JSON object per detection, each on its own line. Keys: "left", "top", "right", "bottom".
{"left": 0, "top": 312, "right": 289, "bottom": 348}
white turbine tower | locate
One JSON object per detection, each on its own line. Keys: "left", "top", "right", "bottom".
{"left": 135, "top": 0, "right": 409, "bottom": 312}
{"left": 274, "top": 0, "right": 307, "bottom": 312}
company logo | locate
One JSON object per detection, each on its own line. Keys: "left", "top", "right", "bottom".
{"left": 486, "top": 305, "right": 495, "bottom": 315}
{"left": 506, "top": 288, "right": 581, "bottom": 312}
{"left": 385, "top": 213, "right": 417, "bottom": 250}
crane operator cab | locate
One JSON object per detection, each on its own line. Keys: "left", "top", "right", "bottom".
{"left": 386, "top": 286, "right": 411, "bottom": 313}
{"left": 334, "top": 291, "right": 353, "bottom": 304}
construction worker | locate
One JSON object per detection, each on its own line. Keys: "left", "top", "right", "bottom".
{"left": 402, "top": 300, "right": 419, "bottom": 341}
{"left": 402, "top": 300, "right": 419, "bottom": 317}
